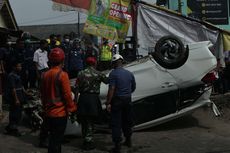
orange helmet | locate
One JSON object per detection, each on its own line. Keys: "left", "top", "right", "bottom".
{"left": 86, "top": 57, "right": 97, "bottom": 65}
{"left": 49, "top": 48, "right": 65, "bottom": 63}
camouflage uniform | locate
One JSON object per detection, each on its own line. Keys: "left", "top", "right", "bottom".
{"left": 76, "top": 66, "right": 108, "bottom": 148}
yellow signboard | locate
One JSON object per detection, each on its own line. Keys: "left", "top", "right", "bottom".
{"left": 83, "top": 0, "right": 131, "bottom": 43}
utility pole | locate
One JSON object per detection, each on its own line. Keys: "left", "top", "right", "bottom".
{"left": 178, "top": 0, "right": 182, "bottom": 13}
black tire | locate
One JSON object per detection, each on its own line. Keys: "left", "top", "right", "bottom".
{"left": 152, "top": 35, "right": 189, "bottom": 69}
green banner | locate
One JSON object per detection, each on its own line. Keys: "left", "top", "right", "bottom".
{"left": 83, "top": 0, "right": 131, "bottom": 43}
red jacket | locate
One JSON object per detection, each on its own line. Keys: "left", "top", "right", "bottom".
{"left": 41, "top": 66, "right": 77, "bottom": 117}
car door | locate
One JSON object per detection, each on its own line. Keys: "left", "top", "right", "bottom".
{"left": 124, "top": 58, "right": 179, "bottom": 126}
{"left": 98, "top": 57, "right": 179, "bottom": 127}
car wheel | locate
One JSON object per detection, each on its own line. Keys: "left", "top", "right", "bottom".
{"left": 152, "top": 35, "right": 189, "bottom": 69}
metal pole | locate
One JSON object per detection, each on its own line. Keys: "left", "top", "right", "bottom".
{"left": 78, "top": 12, "right": 80, "bottom": 37}
{"left": 132, "top": 0, "right": 138, "bottom": 58}
{"left": 178, "top": 0, "right": 182, "bottom": 13}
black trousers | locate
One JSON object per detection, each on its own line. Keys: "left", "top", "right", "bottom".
{"left": 111, "top": 96, "right": 133, "bottom": 143}
{"left": 38, "top": 68, "right": 49, "bottom": 88}
{"left": 39, "top": 116, "right": 49, "bottom": 142}
{"left": 22, "top": 69, "right": 37, "bottom": 89}
{"left": 47, "top": 116, "right": 67, "bottom": 153}
{"left": 7, "top": 104, "right": 22, "bottom": 131}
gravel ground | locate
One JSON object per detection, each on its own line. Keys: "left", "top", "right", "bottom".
{"left": 0, "top": 93, "right": 230, "bottom": 153}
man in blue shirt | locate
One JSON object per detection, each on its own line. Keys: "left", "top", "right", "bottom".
{"left": 68, "top": 39, "right": 84, "bottom": 78}
{"left": 22, "top": 40, "right": 37, "bottom": 89}
{"left": 106, "top": 54, "right": 136, "bottom": 153}
{"left": 5, "top": 60, "right": 26, "bottom": 137}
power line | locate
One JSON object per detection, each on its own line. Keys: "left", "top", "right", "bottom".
{"left": 18, "top": 12, "right": 77, "bottom": 25}
{"left": 54, "top": 19, "right": 85, "bottom": 24}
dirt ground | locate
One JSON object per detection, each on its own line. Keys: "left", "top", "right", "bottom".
{"left": 0, "top": 93, "right": 230, "bottom": 153}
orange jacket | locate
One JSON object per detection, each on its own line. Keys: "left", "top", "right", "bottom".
{"left": 41, "top": 66, "right": 77, "bottom": 117}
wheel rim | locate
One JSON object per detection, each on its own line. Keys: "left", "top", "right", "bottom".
{"left": 158, "top": 39, "right": 182, "bottom": 61}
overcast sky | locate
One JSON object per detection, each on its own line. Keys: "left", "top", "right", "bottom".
{"left": 9, "top": 0, "right": 156, "bottom": 26}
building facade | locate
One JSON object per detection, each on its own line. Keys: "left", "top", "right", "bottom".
{"left": 157, "top": 0, "right": 230, "bottom": 31}
{"left": 19, "top": 23, "right": 84, "bottom": 40}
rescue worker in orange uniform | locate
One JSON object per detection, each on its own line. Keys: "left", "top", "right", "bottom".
{"left": 40, "top": 47, "right": 77, "bottom": 153}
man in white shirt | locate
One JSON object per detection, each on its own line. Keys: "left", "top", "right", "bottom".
{"left": 33, "top": 39, "right": 49, "bottom": 77}
{"left": 33, "top": 39, "right": 49, "bottom": 147}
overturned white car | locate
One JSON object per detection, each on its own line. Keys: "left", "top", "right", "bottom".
{"left": 101, "top": 36, "right": 217, "bottom": 130}
{"left": 66, "top": 36, "right": 217, "bottom": 134}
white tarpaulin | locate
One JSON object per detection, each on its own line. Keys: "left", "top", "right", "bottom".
{"left": 137, "top": 3, "right": 222, "bottom": 58}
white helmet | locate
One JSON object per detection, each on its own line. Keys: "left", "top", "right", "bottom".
{"left": 112, "top": 54, "right": 124, "bottom": 62}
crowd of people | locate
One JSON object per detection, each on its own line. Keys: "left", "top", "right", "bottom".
{"left": 1, "top": 33, "right": 115, "bottom": 89}
{"left": 0, "top": 32, "right": 137, "bottom": 153}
